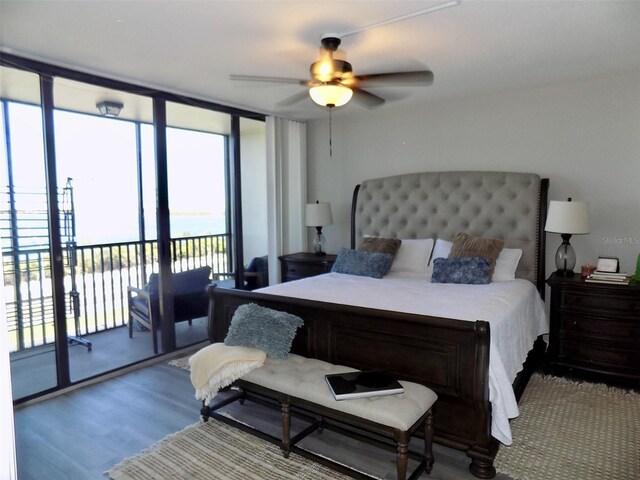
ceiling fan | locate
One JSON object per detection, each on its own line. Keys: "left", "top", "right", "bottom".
{"left": 230, "top": 34, "right": 434, "bottom": 109}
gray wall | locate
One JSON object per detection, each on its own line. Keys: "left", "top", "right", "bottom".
{"left": 306, "top": 71, "right": 640, "bottom": 278}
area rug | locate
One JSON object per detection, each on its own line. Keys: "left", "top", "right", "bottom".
{"left": 494, "top": 373, "right": 640, "bottom": 480}
{"left": 105, "top": 417, "right": 353, "bottom": 480}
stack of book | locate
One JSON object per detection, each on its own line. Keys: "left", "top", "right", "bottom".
{"left": 585, "top": 271, "right": 630, "bottom": 285}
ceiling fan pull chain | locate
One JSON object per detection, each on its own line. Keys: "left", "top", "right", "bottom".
{"left": 329, "top": 107, "right": 333, "bottom": 158}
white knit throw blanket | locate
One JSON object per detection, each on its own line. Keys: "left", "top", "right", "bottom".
{"left": 188, "top": 343, "right": 267, "bottom": 404}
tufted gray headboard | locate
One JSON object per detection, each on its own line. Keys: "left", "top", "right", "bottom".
{"left": 350, "top": 171, "right": 549, "bottom": 295}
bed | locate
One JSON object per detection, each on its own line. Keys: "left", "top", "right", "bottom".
{"left": 208, "top": 171, "right": 550, "bottom": 478}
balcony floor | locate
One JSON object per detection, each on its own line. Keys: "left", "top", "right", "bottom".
{"left": 10, "top": 318, "right": 208, "bottom": 400}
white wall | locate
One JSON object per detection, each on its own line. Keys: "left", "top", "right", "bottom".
{"left": 307, "top": 71, "right": 640, "bottom": 277}
{"left": 1, "top": 252, "right": 18, "bottom": 480}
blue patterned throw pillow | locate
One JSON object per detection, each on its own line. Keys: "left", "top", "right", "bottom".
{"left": 331, "top": 248, "right": 394, "bottom": 279}
{"left": 224, "top": 304, "right": 304, "bottom": 359}
{"left": 431, "top": 257, "right": 491, "bottom": 284}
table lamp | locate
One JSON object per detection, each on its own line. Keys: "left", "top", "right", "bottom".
{"left": 305, "top": 201, "right": 333, "bottom": 256}
{"left": 544, "top": 198, "right": 590, "bottom": 277}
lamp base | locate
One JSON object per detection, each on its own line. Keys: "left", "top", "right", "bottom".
{"left": 554, "top": 234, "right": 577, "bottom": 277}
{"left": 555, "top": 268, "right": 575, "bottom": 277}
{"left": 313, "top": 227, "right": 326, "bottom": 256}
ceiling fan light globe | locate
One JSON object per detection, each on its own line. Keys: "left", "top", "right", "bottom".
{"left": 309, "top": 84, "right": 353, "bottom": 107}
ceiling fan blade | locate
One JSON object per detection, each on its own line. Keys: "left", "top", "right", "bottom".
{"left": 276, "top": 90, "right": 311, "bottom": 107}
{"left": 230, "top": 74, "right": 310, "bottom": 86}
{"left": 352, "top": 70, "right": 434, "bottom": 87}
{"left": 351, "top": 88, "right": 385, "bottom": 109}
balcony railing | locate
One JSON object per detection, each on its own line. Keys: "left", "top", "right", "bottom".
{"left": 3, "top": 233, "right": 232, "bottom": 353}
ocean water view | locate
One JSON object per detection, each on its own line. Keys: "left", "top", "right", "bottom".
{"left": 75, "top": 213, "right": 227, "bottom": 246}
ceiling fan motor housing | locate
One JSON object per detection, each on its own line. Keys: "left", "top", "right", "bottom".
{"left": 320, "top": 36, "right": 342, "bottom": 52}
{"left": 311, "top": 59, "right": 353, "bottom": 83}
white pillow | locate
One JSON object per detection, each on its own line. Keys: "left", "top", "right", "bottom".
{"left": 425, "top": 238, "right": 452, "bottom": 277}
{"left": 390, "top": 239, "right": 435, "bottom": 273}
{"left": 429, "top": 238, "right": 453, "bottom": 265}
{"left": 492, "top": 248, "right": 523, "bottom": 282}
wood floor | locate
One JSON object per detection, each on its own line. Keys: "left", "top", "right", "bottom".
{"left": 13, "top": 355, "right": 515, "bottom": 480}
{"left": 10, "top": 318, "right": 208, "bottom": 400}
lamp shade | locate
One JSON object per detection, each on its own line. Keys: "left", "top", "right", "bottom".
{"left": 309, "top": 84, "right": 353, "bottom": 107}
{"left": 305, "top": 202, "right": 333, "bottom": 227}
{"left": 545, "top": 199, "right": 590, "bottom": 234}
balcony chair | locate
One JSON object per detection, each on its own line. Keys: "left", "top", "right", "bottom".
{"left": 244, "top": 255, "right": 268, "bottom": 290}
{"left": 127, "top": 266, "right": 212, "bottom": 354}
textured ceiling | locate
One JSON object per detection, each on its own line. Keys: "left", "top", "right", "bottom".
{"left": 1, "top": 0, "right": 639, "bottom": 121}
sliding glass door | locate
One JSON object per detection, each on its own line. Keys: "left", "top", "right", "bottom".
{"left": 1, "top": 66, "right": 58, "bottom": 399}
{"left": 165, "top": 102, "right": 231, "bottom": 349}
{"left": 1, "top": 54, "right": 266, "bottom": 402}
{"left": 52, "top": 78, "right": 157, "bottom": 382}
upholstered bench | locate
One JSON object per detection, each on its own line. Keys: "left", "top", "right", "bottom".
{"left": 204, "top": 354, "right": 437, "bottom": 480}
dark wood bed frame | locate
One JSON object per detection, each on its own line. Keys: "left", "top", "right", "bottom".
{"left": 207, "top": 172, "right": 549, "bottom": 478}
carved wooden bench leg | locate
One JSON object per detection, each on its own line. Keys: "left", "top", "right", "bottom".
{"left": 281, "top": 400, "right": 291, "bottom": 458}
{"left": 200, "top": 400, "right": 210, "bottom": 422}
{"left": 317, "top": 415, "right": 325, "bottom": 433}
{"left": 425, "top": 408, "right": 435, "bottom": 473}
{"left": 396, "top": 436, "right": 409, "bottom": 480}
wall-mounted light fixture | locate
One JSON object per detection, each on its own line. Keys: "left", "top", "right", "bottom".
{"left": 96, "top": 101, "right": 123, "bottom": 117}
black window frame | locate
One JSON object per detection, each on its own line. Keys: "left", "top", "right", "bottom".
{"left": 1, "top": 53, "right": 265, "bottom": 401}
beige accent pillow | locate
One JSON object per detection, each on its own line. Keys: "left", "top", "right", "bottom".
{"left": 449, "top": 232, "right": 504, "bottom": 279}
{"left": 357, "top": 236, "right": 402, "bottom": 257}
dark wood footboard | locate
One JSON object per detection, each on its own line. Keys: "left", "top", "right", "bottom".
{"left": 208, "top": 285, "right": 501, "bottom": 478}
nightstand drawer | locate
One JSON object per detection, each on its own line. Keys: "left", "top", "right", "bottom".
{"left": 279, "top": 253, "right": 337, "bottom": 283}
{"left": 559, "top": 314, "right": 639, "bottom": 347}
{"left": 561, "top": 289, "right": 640, "bottom": 314}
{"left": 558, "top": 340, "right": 639, "bottom": 376}
{"left": 282, "top": 262, "right": 325, "bottom": 279}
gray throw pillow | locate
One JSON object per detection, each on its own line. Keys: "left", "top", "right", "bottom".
{"left": 224, "top": 303, "right": 304, "bottom": 359}
{"left": 331, "top": 248, "right": 394, "bottom": 279}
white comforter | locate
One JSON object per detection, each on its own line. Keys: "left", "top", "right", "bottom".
{"left": 257, "top": 272, "right": 549, "bottom": 445}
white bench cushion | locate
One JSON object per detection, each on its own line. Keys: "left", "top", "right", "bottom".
{"left": 242, "top": 354, "right": 437, "bottom": 431}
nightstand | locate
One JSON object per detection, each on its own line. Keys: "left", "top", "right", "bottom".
{"left": 278, "top": 252, "right": 337, "bottom": 283}
{"left": 546, "top": 273, "right": 640, "bottom": 388}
